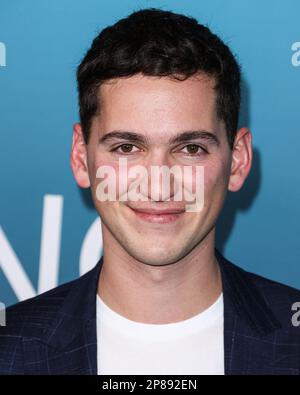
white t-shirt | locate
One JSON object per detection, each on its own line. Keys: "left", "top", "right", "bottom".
{"left": 96, "top": 293, "right": 224, "bottom": 375}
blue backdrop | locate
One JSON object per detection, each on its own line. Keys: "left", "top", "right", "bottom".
{"left": 1, "top": 0, "right": 299, "bottom": 307}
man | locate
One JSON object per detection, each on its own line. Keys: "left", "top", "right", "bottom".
{"left": 0, "top": 8, "right": 299, "bottom": 375}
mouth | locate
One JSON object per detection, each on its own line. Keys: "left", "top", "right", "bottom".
{"left": 127, "top": 206, "right": 186, "bottom": 224}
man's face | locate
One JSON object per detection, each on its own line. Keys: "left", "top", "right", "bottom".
{"left": 79, "top": 74, "right": 237, "bottom": 266}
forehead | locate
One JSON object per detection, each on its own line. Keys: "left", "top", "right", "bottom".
{"left": 95, "top": 73, "right": 222, "bottom": 140}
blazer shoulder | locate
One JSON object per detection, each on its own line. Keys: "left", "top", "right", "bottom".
{"left": 245, "top": 267, "right": 300, "bottom": 302}
{"left": 4, "top": 276, "right": 80, "bottom": 328}
{"left": 0, "top": 274, "right": 84, "bottom": 374}
{"left": 232, "top": 261, "right": 300, "bottom": 330}
{"left": 217, "top": 248, "right": 300, "bottom": 334}
{"left": 218, "top": 248, "right": 300, "bottom": 305}
{"left": 0, "top": 259, "right": 101, "bottom": 374}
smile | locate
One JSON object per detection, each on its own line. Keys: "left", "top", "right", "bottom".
{"left": 128, "top": 206, "right": 186, "bottom": 224}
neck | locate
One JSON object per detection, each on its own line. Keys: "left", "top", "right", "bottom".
{"left": 97, "top": 228, "right": 222, "bottom": 324}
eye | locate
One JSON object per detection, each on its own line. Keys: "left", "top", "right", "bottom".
{"left": 112, "top": 144, "right": 140, "bottom": 154}
{"left": 181, "top": 144, "right": 205, "bottom": 155}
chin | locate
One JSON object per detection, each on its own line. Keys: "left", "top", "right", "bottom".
{"left": 126, "top": 245, "right": 186, "bottom": 267}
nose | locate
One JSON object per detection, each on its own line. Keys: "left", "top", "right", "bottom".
{"left": 141, "top": 150, "right": 181, "bottom": 202}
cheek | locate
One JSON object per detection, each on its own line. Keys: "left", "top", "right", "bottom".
{"left": 202, "top": 161, "right": 229, "bottom": 204}
{"left": 91, "top": 156, "right": 114, "bottom": 176}
{"left": 92, "top": 157, "right": 137, "bottom": 201}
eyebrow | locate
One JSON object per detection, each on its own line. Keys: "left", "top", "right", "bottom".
{"left": 99, "top": 130, "right": 220, "bottom": 147}
{"left": 170, "top": 130, "right": 220, "bottom": 146}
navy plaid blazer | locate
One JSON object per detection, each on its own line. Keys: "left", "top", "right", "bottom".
{"left": 0, "top": 249, "right": 300, "bottom": 375}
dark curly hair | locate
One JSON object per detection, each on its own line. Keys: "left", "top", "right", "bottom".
{"left": 77, "top": 8, "right": 241, "bottom": 149}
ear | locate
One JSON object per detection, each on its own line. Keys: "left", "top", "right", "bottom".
{"left": 70, "top": 123, "right": 91, "bottom": 188}
{"left": 228, "top": 127, "right": 252, "bottom": 192}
